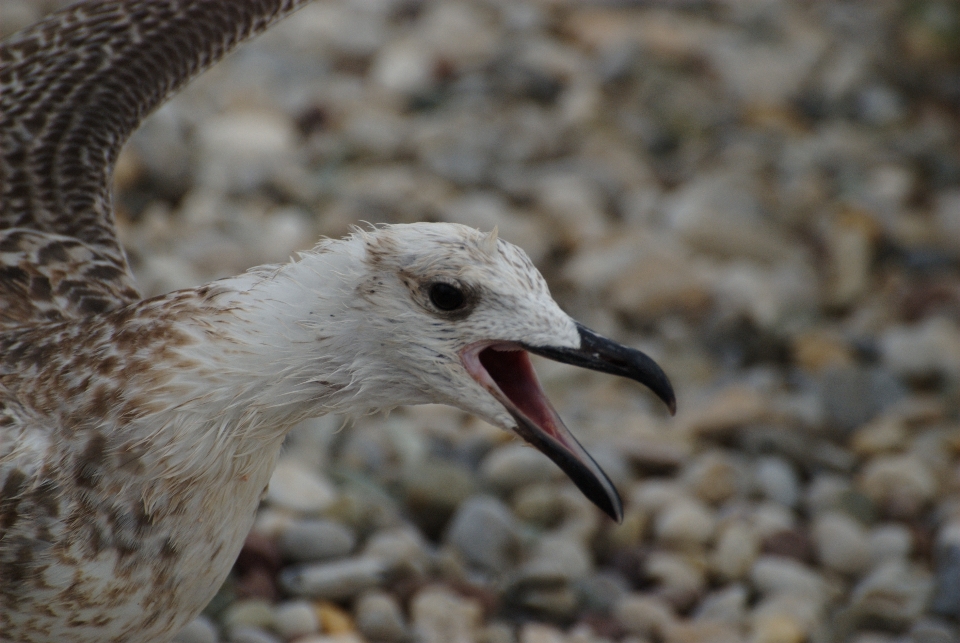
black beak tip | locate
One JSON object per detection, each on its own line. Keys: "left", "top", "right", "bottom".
{"left": 578, "top": 474, "right": 624, "bottom": 522}
{"left": 605, "top": 491, "right": 625, "bottom": 523}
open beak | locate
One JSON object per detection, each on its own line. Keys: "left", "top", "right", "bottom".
{"left": 461, "top": 323, "right": 675, "bottom": 522}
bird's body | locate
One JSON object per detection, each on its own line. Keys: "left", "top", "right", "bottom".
{"left": 0, "top": 3, "right": 675, "bottom": 642}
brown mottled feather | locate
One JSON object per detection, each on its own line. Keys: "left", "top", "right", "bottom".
{"left": 0, "top": 0, "right": 307, "bottom": 328}
{"left": 0, "top": 2, "right": 312, "bottom": 641}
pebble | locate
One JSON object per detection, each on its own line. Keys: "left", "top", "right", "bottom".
{"left": 277, "top": 519, "right": 356, "bottom": 563}
{"left": 908, "top": 618, "right": 959, "bottom": 643}
{"left": 849, "top": 560, "right": 934, "bottom": 626}
{"left": 227, "top": 626, "right": 281, "bottom": 643}
{"left": 644, "top": 551, "right": 706, "bottom": 607}
{"left": 512, "top": 483, "right": 564, "bottom": 526}
{"left": 316, "top": 602, "right": 355, "bottom": 635}
{"left": 516, "top": 534, "right": 593, "bottom": 586}
{"left": 173, "top": 616, "right": 219, "bottom": 643}
{"left": 693, "top": 584, "right": 747, "bottom": 627}
{"left": 222, "top": 600, "right": 275, "bottom": 632}
{"left": 805, "top": 474, "right": 853, "bottom": 516}
{"left": 411, "top": 585, "right": 483, "bottom": 643}
{"left": 273, "top": 601, "right": 319, "bottom": 640}
{"left": 266, "top": 459, "right": 337, "bottom": 514}
{"left": 710, "top": 521, "right": 760, "bottom": 581}
{"left": 629, "top": 479, "right": 687, "bottom": 515}
{"left": 750, "top": 556, "right": 826, "bottom": 599}
{"left": 197, "top": 110, "right": 296, "bottom": 192}
{"left": 819, "top": 366, "right": 906, "bottom": 435}
{"left": 851, "top": 415, "right": 908, "bottom": 456}
{"left": 812, "top": 511, "right": 871, "bottom": 575}
{"left": 370, "top": 37, "right": 434, "bottom": 95}
{"left": 574, "top": 572, "right": 630, "bottom": 614}
{"left": 752, "top": 616, "right": 806, "bottom": 643}
{"left": 294, "top": 635, "right": 364, "bottom": 643}
{"left": 681, "top": 450, "right": 743, "bottom": 505}
{"left": 858, "top": 454, "right": 938, "bottom": 518}
{"left": 868, "top": 524, "right": 913, "bottom": 564}
{"left": 654, "top": 497, "right": 716, "bottom": 546}
{"left": 931, "top": 544, "right": 960, "bottom": 618}
{"left": 614, "top": 593, "right": 677, "bottom": 639}
{"left": 355, "top": 591, "right": 408, "bottom": 642}
{"left": 363, "top": 526, "right": 432, "bottom": 576}
{"left": 403, "top": 457, "right": 477, "bottom": 536}
{"left": 754, "top": 456, "right": 801, "bottom": 508}
{"left": 446, "top": 495, "right": 519, "bottom": 573}
{"left": 751, "top": 502, "right": 798, "bottom": 540}
{"left": 880, "top": 317, "right": 960, "bottom": 379}
{"left": 480, "top": 443, "right": 563, "bottom": 491}
{"left": 278, "top": 557, "right": 386, "bottom": 600}
{"left": 518, "top": 623, "right": 566, "bottom": 643}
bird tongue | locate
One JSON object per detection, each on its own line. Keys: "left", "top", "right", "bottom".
{"left": 478, "top": 348, "right": 561, "bottom": 440}
{"left": 475, "top": 346, "right": 623, "bottom": 521}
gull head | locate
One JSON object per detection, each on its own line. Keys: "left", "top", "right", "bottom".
{"left": 288, "top": 222, "right": 675, "bottom": 521}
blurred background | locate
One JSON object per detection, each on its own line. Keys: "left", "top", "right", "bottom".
{"left": 3, "top": 1, "right": 960, "bottom": 642}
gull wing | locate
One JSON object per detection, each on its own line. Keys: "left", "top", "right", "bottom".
{"left": 0, "top": 0, "right": 308, "bottom": 330}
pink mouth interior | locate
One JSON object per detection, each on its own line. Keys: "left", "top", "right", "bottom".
{"left": 476, "top": 346, "right": 562, "bottom": 440}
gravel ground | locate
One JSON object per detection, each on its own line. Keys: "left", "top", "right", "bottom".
{"left": 4, "top": 1, "right": 960, "bottom": 642}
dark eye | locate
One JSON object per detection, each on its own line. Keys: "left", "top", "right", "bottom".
{"left": 429, "top": 282, "right": 465, "bottom": 311}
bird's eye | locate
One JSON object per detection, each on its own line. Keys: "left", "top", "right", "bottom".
{"left": 429, "top": 282, "right": 466, "bottom": 311}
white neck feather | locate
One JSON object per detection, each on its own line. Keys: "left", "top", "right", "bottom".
{"left": 128, "top": 235, "right": 429, "bottom": 484}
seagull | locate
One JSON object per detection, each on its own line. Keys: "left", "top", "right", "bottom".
{"left": 0, "top": 1, "right": 676, "bottom": 642}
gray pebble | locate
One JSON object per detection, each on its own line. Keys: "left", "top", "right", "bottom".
{"left": 850, "top": 559, "right": 934, "bottom": 625}
{"left": 446, "top": 495, "right": 519, "bottom": 573}
{"left": 515, "top": 534, "right": 592, "bottom": 587}
{"left": 754, "top": 456, "right": 800, "bottom": 508}
{"left": 869, "top": 524, "right": 913, "bottom": 563}
{"left": 931, "top": 545, "right": 960, "bottom": 618}
{"left": 480, "top": 443, "right": 562, "bottom": 491}
{"left": 614, "top": 593, "right": 677, "bottom": 639}
{"left": 820, "top": 366, "right": 905, "bottom": 435}
{"left": 364, "top": 526, "right": 432, "bottom": 576}
{"left": 751, "top": 556, "right": 826, "bottom": 599}
{"left": 575, "top": 572, "right": 630, "bottom": 613}
{"left": 172, "top": 616, "right": 219, "bottom": 643}
{"left": 272, "top": 601, "right": 319, "bottom": 640}
{"left": 355, "top": 590, "right": 408, "bottom": 642}
{"left": 222, "top": 600, "right": 274, "bottom": 632}
{"left": 694, "top": 584, "right": 747, "bottom": 627}
{"left": 908, "top": 617, "right": 959, "bottom": 643}
{"left": 279, "top": 556, "right": 386, "bottom": 600}
{"left": 227, "top": 625, "right": 281, "bottom": 643}
{"left": 812, "top": 511, "right": 871, "bottom": 575}
{"left": 277, "top": 519, "right": 356, "bottom": 563}
{"left": 411, "top": 585, "right": 482, "bottom": 643}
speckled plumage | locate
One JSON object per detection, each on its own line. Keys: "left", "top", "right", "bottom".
{"left": 0, "top": 3, "right": 674, "bottom": 642}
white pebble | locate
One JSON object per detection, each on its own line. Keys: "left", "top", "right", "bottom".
{"left": 355, "top": 590, "right": 408, "bottom": 642}
{"left": 273, "top": 601, "right": 319, "bottom": 640}
{"left": 173, "top": 616, "right": 219, "bottom": 643}
{"left": 614, "top": 593, "right": 677, "bottom": 638}
{"left": 411, "top": 585, "right": 483, "bottom": 643}
{"left": 751, "top": 556, "right": 826, "bottom": 599}
{"left": 755, "top": 456, "right": 800, "bottom": 508}
{"left": 266, "top": 459, "right": 337, "bottom": 514}
{"left": 812, "top": 512, "right": 871, "bottom": 575}
{"left": 711, "top": 521, "right": 760, "bottom": 581}
{"left": 655, "top": 498, "right": 716, "bottom": 546}
{"left": 869, "top": 524, "right": 913, "bottom": 564}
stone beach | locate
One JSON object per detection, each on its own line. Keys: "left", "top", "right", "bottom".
{"left": 3, "top": 0, "right": 959, "bottom": 641}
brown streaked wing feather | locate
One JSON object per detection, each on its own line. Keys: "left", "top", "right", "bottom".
{"left": 0, "top": 0, "right": 309, "bottom": 329}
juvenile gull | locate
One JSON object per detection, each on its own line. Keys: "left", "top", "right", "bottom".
{"left": 0, "top": 2, "right": 676, "bottom": 642}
